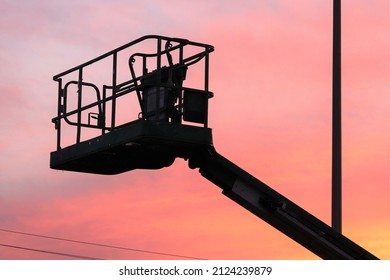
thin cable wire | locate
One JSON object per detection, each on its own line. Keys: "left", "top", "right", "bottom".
{"left": 0, "top": 243, "right": 103, "bottom": 260}
{"left": 0, "top": 228, "right": 206, "bottom": 260}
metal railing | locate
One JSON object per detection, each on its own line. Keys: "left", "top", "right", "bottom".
{"left": 52, "top": 35, "right": 214, "bottom": 150}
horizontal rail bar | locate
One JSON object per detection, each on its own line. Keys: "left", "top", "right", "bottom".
{"left": 53, "top": 35, "right": 214, "bottom": 81}
{"left": 52, "top": 83, "right": 212, "bottom": 123}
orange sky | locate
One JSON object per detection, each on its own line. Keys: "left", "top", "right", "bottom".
{"left": 0, "top": 0, "right": 388, "bottom": 260}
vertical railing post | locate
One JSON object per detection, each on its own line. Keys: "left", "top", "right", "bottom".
{"left": 111, "top": 52, "right": 117, "bottom": 129}
{"left": 179, "top": 44, "right": 184, "bottom": 63}
{"left": 178, "top": 45, "right": 184, "bottom": 121}
{"left": 204, "top": 50, "right": 210, "bottom": 128}
{"left": 142, "top": 56, "right": 147, "bottom": 75}
{"left": 102, "top": 85, "right": 107, "bottom": 135}
{"left": 156, "top": 38, "right": 162, "bottom": 121}
{"left": 56, "top": 78, "right": 63, "bottom": 150}
{"left": 76, "top": 68, "right": 83, "bottom": 143}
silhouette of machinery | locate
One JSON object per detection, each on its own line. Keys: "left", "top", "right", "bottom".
{"left": 50, "top": 35, "right": 377, "bottom": 259}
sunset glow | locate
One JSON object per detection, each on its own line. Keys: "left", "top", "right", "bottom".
{"left": 0, "top": 0, "right": 388, "bottom": 259}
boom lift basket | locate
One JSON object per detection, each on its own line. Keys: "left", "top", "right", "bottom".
{"left": 50, "top": 35, "right": 214, "bottom": 174}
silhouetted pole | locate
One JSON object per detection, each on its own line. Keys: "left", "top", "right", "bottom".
{"left": 332, "top": 0, "right": 342, "bottom": 233}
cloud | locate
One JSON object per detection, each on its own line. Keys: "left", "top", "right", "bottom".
{"left": 0, "top": 0, "right": 388, "bottom": 259}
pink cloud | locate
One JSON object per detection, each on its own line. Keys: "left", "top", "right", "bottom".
{"left": 0, "top": 0, "right": 388, "bottom": 260}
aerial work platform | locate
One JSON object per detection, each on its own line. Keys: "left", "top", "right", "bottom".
{"left": 51, "top": 35, "right": 214, "bottom": 174}
{"left": 51, "top": 120, "right": 212, "bottom": 174}
{"left": 50, "top": 35, "right": 377, "bottom": 259}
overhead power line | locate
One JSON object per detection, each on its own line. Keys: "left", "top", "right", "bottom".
{"left": 0, "top": 228, "right": 206, "bottom": 260}
{"left": 0, "top": 243, "right": 102, "bottom": 260}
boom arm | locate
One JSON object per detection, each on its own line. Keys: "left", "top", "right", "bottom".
{"left": 50, "top": 35, "right": 378, "bottom": 260}
{"left": 192, "top": 150, "right": 378, "bottom": 259}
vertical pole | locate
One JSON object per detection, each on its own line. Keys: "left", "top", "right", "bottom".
{"left": 332, "top": 0, "right": 342, "bottom": 233}
{"left": 156, "top": 38, "right": 162, "bottom": 121}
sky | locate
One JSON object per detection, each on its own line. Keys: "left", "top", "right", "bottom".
{"left": 0, "top": 0, "right": 389, "bottom": 260}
